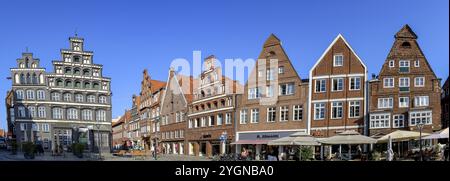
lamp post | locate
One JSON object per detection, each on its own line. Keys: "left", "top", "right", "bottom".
{"left": 154, "top": 117, "right": 160, "bottom": 160}
{"left": 417, "top": 120, "right": 425, "bottom": 161}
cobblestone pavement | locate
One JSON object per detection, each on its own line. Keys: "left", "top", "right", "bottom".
{"left": 0, "top": 150, "right": 211, "bottom": 161}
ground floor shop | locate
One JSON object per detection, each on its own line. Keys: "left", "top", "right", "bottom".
{"left": 187, "top": 139, "right": 233, "bottom": 157}
{"left": 160, "top": 141, "right": 185, "bottom": 155}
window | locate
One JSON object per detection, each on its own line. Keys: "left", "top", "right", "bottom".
{"left": 315, "top": 79, "right": 326, "bottom": 93}
{"left": 266, "top": 69, "right": 274, "bottom": 81}
{"left": 398, "top": 97, "right": 410, "bottom": 108}
{"left": 208, "top": 115, "right": 214, "bottom": 126}
{"left": 188, "top": 119, "right": 193, "bottom": 129}
{"left": 26, "top": 90, "right": 35, "bottom": 100}
{"left": 399, "top": 77, "right": 410, "bottom": 87}
{"left": 410, "top": 111, "right": 432, "bottom": 126}
{"left": 52, "top": 108, "right": 63, "bottom": 119}
{"left": 63, "top": 93, "right": 72, "bottom": 102}
{"left": 414, "top": 96, "right": 429, "bottom": 107}
{"left": 75, "top": 94, "right": 83, "bottom": 102}
{"left": 201, "top": 117, "right": 206, "bottom": 127}
{"left": 280, "top": 106, "right": 288, "bottom": 122}
{"left": 97, "top": 96, "right": 107, "bottom": 104}
{"left": 349, "top": 101, "right": 361, "bottom": 118}
{"left": 93, "top": 70, "right": 100, "bottom": 77}
{"left": 67, "top": 108, "right": 78, "bottom": 120}
{"left": 18, "top": 106, "right": 26, "bottom": 118}
{"left": 16, "top": 90, "right": 24, "bottom": 100}
{"left": 51, "top": 92, "right": 61, "bottom": 101}
{"left": 28, "top": 106, "right": 36, "bottom": 118}
{"left": 349, "top": 77, "right": 361, "bottom": 90}
{"left": 389, "top": 60, "right": 395, "bottom": 67}
{"left": 258, "top": 70, "right": 263, "bottom": 78}
{"left": 414, "top": 60, "right": 420, "bottom": 67}
{"left": 383, "top": 78, "right": 394, "bottom": 88}
{"left": 251, "top": 109, "right": 259, "bottom": 123}
{"left": 370, "top": 114, "right": 390, "bottom": 128}
{"left": 278, "top": 66, "right": 284, "bottom": 74}
{"left": 293, "top": 105, "right": 303, "bottom": 121}
{"left": 225, "top": 113, "right": 231, "bottom": 124}
{"left": 314, "top": 103, "right": 326, "bottom": 120}
{"left": 378, "top": 98, "right": 393, "bottom": 109}
{"left": 82, "top": 109, "right": 93, "bottom": 121}
{"left": 331, "top": 102, "right": 343, "bottom": 119}
{"left": 248, "top": 87, "right": 261, "bottom": 99}
{"left": 333, "top": 54, "right": 343, "bottom": 67}
{"left": 96, "top": 110, "right": 106, "bottom": 122}
{"left": 20, "top": 123, "right": 26, "bottom": 131}
{"left": 240, "top": 109, "right": 248, "bottom": 124}
{"left": 217, "top": 114, "right": 223, "bottom": 125}
{"left": 267, "top": 107, "right": 276, "bottom": 122}
{"left": 38, "top": 107, "right": 46, "bottom": 118}
{"left": 393, "top": 115, "right": 405, "bottom": 128}
{"left": 42, "top": 124, "right": 50, "bottom": 132}
{"left": 414, "top": 77, "right": 425, "bottom": 87}
{"left": 37, "top": 90, "right": 45, "bottom": 100}
{"left": 332, "top": 78, "right": 344, "bottom": 91}
{"left": 87, "top": 95, "right": 96, "bottom": 103}
{"left": 279, "top": 83, "right": 294, "bottom": 95}
{"left": 266, "top": 85, "right": 274, "bottom": 97}
{"left": 399, "top": 60, "right": 410, "bottom": 72}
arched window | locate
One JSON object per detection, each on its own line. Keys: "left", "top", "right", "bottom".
{"left": 32, "top": 73, "right": 38, "bottom": 84}
{"left": 15, "top": 90, "right": 24, "bottom": 100}
{"left": 65, "top": 67, "right": 72, "bottom": 74}
{"left": 83, "top": 69, "right": 90, "bottom": 76}
{"left": 20, "top": 74, "right": 25, "bottom": 84}
{"left": 87, "top": 95, "right": 96, "bottom": 103}
{"left": 51, "top": 92, "right": 61, "bottom": 101}
{"left": 401, "top": 42, "right": 411, "bottom": 48}
{"left": 14, "top": 74, "right": 20, "bottom": 84}
{"left": 39, "top": 74, "right": 44, "bottom": 84}
{"left": 74, "top": 68, "right": 81, "bottom": 75}
{"left": 31, "top": 63, "right": 37, "bottom": 68}
{"left": 65, "top": 80, "right": 73, "bottom": 88}
{"left": 19, "top": 63, "right": 25, "bottom": 68}
{"left": 26, "top": 73, "right": 31, "bottom": 84}
{"left": 84, "top": 82, "right": 91, "bottom": 88}
{"left": 99, "top": 96, "right": 107, "bottom": 104}
{"left": 52, "top": 107, "right": 63, "bottom": 119}
{"left": 56, "top": 79, "right": 63, "bottom": 87}
{"left": 74, "top": 81, "right": 81, "bottom": 88}
{"left": 93, "top": 82, "right": 100, "bottom": 89}
{"left": 75, "top": 94, "right": 84, "bottom": 102}
{"left": 73, "top": 56, "right": 80, "bottom": 63}
{"left": 63, "top": 93, "right": 72, "bottom": 102}
{"left": 82, "top": 109, "right": 93, "bottom": 121}
{"left": 96, "top": 110, "right": 106, "bottom": 121}
{"left": 67, "top": 108, "right": 78, "bottom": 120}
{"left": 37, "top": 90, "right": 45, "bottom": 100}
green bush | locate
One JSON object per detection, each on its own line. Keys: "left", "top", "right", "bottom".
{"left": 371, "top": 151, "right": 381, "bottom": 161}
{"left": 298, "top": 146, "right": 314, "bottom": 161}
{"left": 72, "top": 143, "right": 85, "bottom": 158}
{"left": 22, "top": 142, "right": 35, "bottom": 159}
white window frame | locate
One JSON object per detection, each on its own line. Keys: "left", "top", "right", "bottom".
{"left": 348, "top": 101, "right": 361, "bottom": 118}
{"left": 370, "top": 113, "right": 391, "bottom": 129}
{"left": 333, "top": 54, "right": 344, "bottom": 67}
{"left": 409, "top": 111, "right": 432, "bottom": 126}
{"left": 217, "top": 114, "right": 223, "bottom": 125}
{"left": 278, "top": 66, "right": 284, "bottom": 74}
{"left": 37, "top": 90, "right": 45, "bottom": 100}
{"left": 414, "top": 60, "right": 420, "bottom": 67}
{"left": 383, "top": 78, "right": 394, "bottom": 88}
{"left": 349, "top": 77, "right": 361, "bottom": 91}
{"left": 251, "top": 109, "right": 259, "bottom": 123}
{"left": 414, "top": 77, "right": 425, "bottom": 87}
{"left": 267, "top": 107, "right": 276, "bottom": 122}
{"left": 332, "top": 78, "right": 344, "bottom": 92}
{"left": 414, "top": 96, "right": 429, "bottom": 107}
{"left": 315, "top": 79, "right": 326, "bottom": 93}
{"left": 266, "top": 85, "right": 274, "bottom": 97}
{"left": 393, "top": 114, "right": 405, "bottom": 128}
{"left": 279, "top": 106, "right": 288, "bottom": 122}
{"left": 399, "top": 60, "right": 410, "bottom": 68}
{"left": 38, "top": 107, "right": 46, "bottom": 118}
{"left": 399, "top": 97, "right": 410, "bottom": 108}
{"left": 279, "top": 83, "right": 295, "bottom": 96}
{"left": 26, "top": 90, "right": 35, "bottom": 100}
{"left": 314, "top": 103, "right": 326, "bottom": 120}
{"left": 225, "top": 113, "right": 231, "bottom": 124}
{"left": 331, "top": 102, "right": 343, "bottom": 119}
{"left": 52, "top": 108, "right": 63, "bottom": 119}
{"left": 378, "top": 98, "right": 393, "bottom": 109}
{"left": 293, "top": 105, "right": 303, "bottom": 121}
{"left": 16, "top": 90, "right": 24, "bottom": 100}
{"left": 399, "top": 77, "right": 410, "bottom": 88}
{"left": 240, "top": 109, "right": 248, "bottom": 124}
{"left": 389, "top": 60, "right": 395, "bottom": 67}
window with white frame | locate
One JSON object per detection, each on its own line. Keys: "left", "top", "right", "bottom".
{"left": 208, "top": 116, "right": 214, "bottom": 126}
{"left": 26, "top": 90, "right": 35, "bottom": 100}
{"left": 67, "top": 108, "right": 78, "bottom": 120}
{"left": 293, "top": 105, "right": 303, "bottom": 121}
{"left": 333, "top": 54, "right": 344, "bottom": 67}
{"left": 266, "top": 69, "right": 274, "bottom": 81}
{"left": 393, "top": 115, "right": 405, "bottom": 128}
{"left": 42, "top": 124, "right": 50, "bottom": 132}
{"left": 370, "top": 113, "right": 390, "bottom": 128}
{"left": 37, "top": 90, "right": 45, "bottom": 100}
{"left": 314, "top": 103, "right": 326, "bottom": 120}
{"left": 18, "top": 106, "right": 26, "bottom": 118}
{"left": 383, "top": 78, "right": 394, "bottom": 88}
{"left": 378, "top": 98, "right": 393, "bottom": 109}
{"left": 28, "top": 106, "right": 36, "bottom": 118}
{"left": 278, "top": 66, "right": 284, "bottom": 74}
{"left": 201, "top": 117, "right": 206, "bottom": 127}
{"left": 399, "top": 60, "right": 410, "bottom": 67}
{"left": 87, "top": 95, "right": 96, "bottom": 103}
{"left": 63, "top": 93, "right": 72, "bottom": 102}
{"left": 349, "top": 101, "right": 361, "bottom": 118}
{"left": 414, "top": 77, "right": 425, "bottom": 87}
{"left": 188, "top": 119, "right": 193, "bottom": 129}
{"left": 399, "top": 97, "right": 409, "bottom": 108}
{"left": 332, "top": 78, "right": 344, "bottom": 91}
{"left": 279, "top": 83, "right": 294, "bottom": 95}
{"left": 258, "top": 70, "right": 263, "bottom": 78}
{"left": 248, "top": 87, "right": 261, "bottom": 99}
{"left": 414, "top": 96, "right": 429, "bottom": 107}
{"left": 414, "top": 60, "right": 420, "bottom": 67}
{"left": 99, "top": 96, "right": 107, "bottom": 104}
{"left": 399, "top": 77, "right": 410, "bottom": 87}
{"left": 194, "top": 118, "right": 198, "bottom": 128}
{"left": 82, "top": 109, "right": 93, "bottom": 121}
{"left": 280, "top": 106, "right": 289, "bottom": 122}
{"left": 51, "top": 92, "right": 61, "bottom": 101}
{"left": 266, "top": 85, "right": 274, "bottom": 97}
{"left": 225, "top": 113, "right": 231, "bottom": 124}
{"left": 175, "top": 112, "right": 179, "bottom": 123}
{"left": 267, "top": 107, "right": 276, "bottom": 122}
{"left": 75, "top": 94, "right": 83, "bottom": 102}
{"left": 389, "top": 60, "right": 395, "bottom": 67}
{"left": 251, "top": 109, "right": 259, "bottom": 123}
{"left": 16, "top": 90, "right": 24, "bottom": 100}
{"left": 331, "top": 102, "right": 343, "bottom": 119}
{"left": 217, "top": 114, "right": 223, "bottom": 125}
{"left": 38, "top": 107, "right": 46, "bottom": 118}
{"left": 240, "top": 109, "right": 248, "bottom": 124}
{"left": 410, "top": 111, "right": 432, "bottom": 126}
{"left": 52, "top": 107, "right": 63, "bottom": 119}
{"left": 315, "top": 79, "right": 326, "bottom": 93}
{"left": 32, "top": 123, "right": 39, "bottom": 131}
{"left": 96, "top": 110, "right": 106, "bottom": 121}
{"left": 20, "top": 123, "right": 26, "bottom": 131}
{"left": 349, "top": 77, "right": 361, "bottom": 90}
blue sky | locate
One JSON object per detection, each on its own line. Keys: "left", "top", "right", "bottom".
{"left": 0, "top": 0, "right": 448, "bottom": 129}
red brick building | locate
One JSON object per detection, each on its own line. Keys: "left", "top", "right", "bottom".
{"left": 369, "top": 24, "right": 442, "bottom": 137}
{"left": 441, "top": 77, "right": 449, "bottom": 129}
{"left": 308, "top": 34, "right": 368, "bottom": 137}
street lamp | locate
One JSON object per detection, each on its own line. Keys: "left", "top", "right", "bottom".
{"left": 417, "top": 120, "right": 425, "bottom": 161}
{"left": 154, "top": 117, "right": 160, "bottom": 160}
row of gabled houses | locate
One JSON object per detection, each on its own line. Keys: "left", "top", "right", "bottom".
{"left": 112, "top": 24, "right": 448, "bottom": 158}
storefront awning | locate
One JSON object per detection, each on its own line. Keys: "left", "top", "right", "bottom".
{"left": 231, "top": 140, "right": 270, "bottom": 145}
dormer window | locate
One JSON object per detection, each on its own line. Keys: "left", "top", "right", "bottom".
{"left": 401, "top": 42, "right": 411, "bottom": 48}
{"left": 389, "top": 60, "right": 395, "bottom": 67}
{"left": 333, "top": 54, "right": 344, "bottom": 67}
{"left": 83, "top": 57, "right": 90, "bottom": 64}
{"left": 31, "top": 63, "right": 37, "bottom": 68}
{"left": 19, "top": 63, "right": 25, "bottom": 68}
{"left": 73, "top": 43, "right": 80, "bottom": 51}
{"left": 64, "top": 55, "right": 71, "bottom": 62}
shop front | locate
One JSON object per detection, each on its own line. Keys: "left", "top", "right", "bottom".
{"left": 233, "top": 130, "right": 306, "bottom": 160}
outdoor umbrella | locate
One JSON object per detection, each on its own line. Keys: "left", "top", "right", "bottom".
{"left": 377, "top": 130, "right": 430, "bottom": 143}
{"left": 319, "top": 130, "right": 377, "bottom": 160}
{"left": 423, "top": 128, "right": 449, "bottom": 139}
